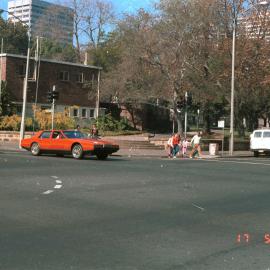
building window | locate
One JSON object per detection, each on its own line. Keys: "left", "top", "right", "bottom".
{"left": 73, "top": 108, "right": 79, "bottom": 117}
{"left": 76, "top": 73, "right": 84, "bottom": 83}
{"left": 81, "top": 108, "right": 87, "bottom": 118}
{"left": 59, "top": 71, "right": 69, "bottom": 81}
{"left": 17, "top": 64, "right": 26, "bottom": 76}
{"left": 89, "top": 109, "right": 95, "bottom": 118}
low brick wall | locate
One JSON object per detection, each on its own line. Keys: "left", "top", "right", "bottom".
{"left": 0, "top": 131, "right": 33, "bottom": 142}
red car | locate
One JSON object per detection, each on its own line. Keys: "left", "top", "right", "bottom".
{"left": 21, "top": 130, "right": 119, "bottom": 160}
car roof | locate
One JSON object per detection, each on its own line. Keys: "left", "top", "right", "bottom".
{"left": 253, "top": 129, "right": 270, "bottom": 132}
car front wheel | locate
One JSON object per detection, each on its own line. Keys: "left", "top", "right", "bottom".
{"left": 72, "top": 144, "right": 83, "bottom": 159}
{"left": 31, "top": 142, "right": 40, "bottom": 156}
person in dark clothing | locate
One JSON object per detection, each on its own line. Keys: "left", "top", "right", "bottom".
{"left": 90, "top": 124, "right": 99, "bottom": 138}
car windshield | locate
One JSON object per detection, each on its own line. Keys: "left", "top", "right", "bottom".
{"left": 63, "top": 130, "right": 86, "bottom": 139}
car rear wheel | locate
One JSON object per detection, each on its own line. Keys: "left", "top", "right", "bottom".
{"left": 31, "top": 143, "right": 40, "bottom": 156}
{"left": 96, "top": 153, "right": 108, "bottom": 160}
{"left": 72, "top": 144, "right": 83, "bottom": 159}
{"left": 254, "top": 151, "right": 259, "bottom": 157}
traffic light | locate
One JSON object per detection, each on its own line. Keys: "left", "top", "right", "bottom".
{"left": 47, "top": 91, "right": 53, "bottom": 103}
{"left": 52, "top": 90, "right": 59, "bottom": 100}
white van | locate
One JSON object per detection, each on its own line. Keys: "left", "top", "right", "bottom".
{"left": 250, "top": 129, "right": 270, "bottom": 157}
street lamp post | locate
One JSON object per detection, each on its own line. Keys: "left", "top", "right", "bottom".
{"left": 229, "top": 1, "right": 268, "bottom": 156}
{"left": 229, "top": 16, "right": 236, "bottom": 156}
{"left": 0, "top": 8, "right": 31, "bottom": 147}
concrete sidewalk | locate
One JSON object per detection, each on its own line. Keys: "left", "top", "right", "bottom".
{"left": 0, "top": 140, "right": 253, "bottom": 158}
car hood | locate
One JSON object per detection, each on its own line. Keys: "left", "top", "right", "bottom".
{"left": 78, "top": 138, "right": 118, "bottom": 145}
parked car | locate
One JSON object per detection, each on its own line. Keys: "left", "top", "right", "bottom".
{"left": 250, "top": 129, "right": 270, "bottom": 157}
{"left": 21, "top": 130, "right": 119, "bottom": 160}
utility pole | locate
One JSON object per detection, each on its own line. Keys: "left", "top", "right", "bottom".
{"left": 19, "top": 31, "right": 31, "bottom": 147}
{"left": 0, "top": 38, "right": 3, "bottom": 106}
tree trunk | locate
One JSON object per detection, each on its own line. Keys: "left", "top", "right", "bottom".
{"left": 175, "top": 112, "right": 183, "bottom": 135}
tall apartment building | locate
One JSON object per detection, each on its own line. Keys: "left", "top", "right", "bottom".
{"left": 8, "top": 0, "right": 73, "bottom": 45}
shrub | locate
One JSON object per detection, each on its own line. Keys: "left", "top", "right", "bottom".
{"left": 0, "top": 115, "right": 21, "bottom": 130}
{"left": 95, "top": 114, "right": 135, "bottom": 132}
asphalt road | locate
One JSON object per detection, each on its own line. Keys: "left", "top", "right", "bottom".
{"left": 1, "top": 151, "right": 270, "bottom": 270}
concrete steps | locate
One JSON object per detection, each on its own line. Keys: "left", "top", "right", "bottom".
{"left": 109, "top": 140, "right": 165, "bottom": 150}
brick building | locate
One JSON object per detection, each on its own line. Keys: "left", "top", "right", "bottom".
{"left": 0, "top": 53, "right": 104, "bottom": 126}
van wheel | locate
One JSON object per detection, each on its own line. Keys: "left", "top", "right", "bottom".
{"left": 254, "top": 151, "right": 259, "bottom": 157}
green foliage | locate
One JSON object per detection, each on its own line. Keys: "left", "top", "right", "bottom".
{"left": 40, "top": 39, "right": 77, "bottom": 63}
{"left": 0, "top": 17, "right": 28, "bottom": 54}
{"left": 0, "top": 81, "right": 16, "bottom": 116}
{"left": 95, "top": 114, "right": 135, "bottom": 132}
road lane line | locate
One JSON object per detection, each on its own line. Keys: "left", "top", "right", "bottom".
{"left": 192, "top": 203, "right": 205, "bottom": 211}
{"left": 55, "top": 180, "right": 62, "bottom": 184}
{"left": 51, "top": 176, "right": 59, "bottom": 179}
{"left": 43, "top": 190, "right": 54, "bottom": 195}
{"left": 54, "top": 184, "right": 62, "bottom": 189}
{"left": 199, "top": 159, "right": 270, "bottom": 166}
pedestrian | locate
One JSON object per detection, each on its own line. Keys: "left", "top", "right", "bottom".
{"left": 172, "top": 133, "right": 181, "bottom": 158}
{"left": 75, "top": 124, "right": 80, "bottom": 131}
{"left": 90, "top": 124, "right": 99, "bottom": 138}
{"left": 189, "top": 131, "right": 203, "bottom": 158}
{"left": 166, "top": 134, "right": 174, "bottom": 158}
{"left": 182, "top": 137, "right": 188, "bottom": 157}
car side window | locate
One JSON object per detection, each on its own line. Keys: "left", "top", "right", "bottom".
{"left": 39, "top": 131, "right": 51, "bottom": 139}
{"left": 52, "top": 131, "right": 62, "bottom": 139}
{"left": 263, "top": 132, "right": 270, "bottom": 138}
{"left": 254, "top": 132, "right": 262, "bottom": 138}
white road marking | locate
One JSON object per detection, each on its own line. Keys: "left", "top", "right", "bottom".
{"left": 43, "top": 190, "right": 54, "bottom": 195}
{"left": 192, "top": 203, "right": 205, "bottom": 211}
{"left": 200, "top": 159, "right": 270, "bottom": 166}
{"left": 41, "top": 176, "right": 63, "bottom": 194}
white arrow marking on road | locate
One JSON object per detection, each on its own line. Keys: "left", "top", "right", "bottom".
{"left": 56, "top": 180, "right": 62, "bottom": 184}
{"left": 54, "top": 184, "right": 62, "bottom": 189}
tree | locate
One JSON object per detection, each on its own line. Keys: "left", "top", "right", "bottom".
{"left": 0, "top": 17, "right": 28, "bottom": 54}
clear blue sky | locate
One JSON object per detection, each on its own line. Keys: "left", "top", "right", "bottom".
{"left": 0, "top": 0, "right": 157, "bottom": 16}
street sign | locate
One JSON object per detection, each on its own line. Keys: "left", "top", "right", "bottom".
{"left": 218, "top": 120, "right": 225, "bottom": 128}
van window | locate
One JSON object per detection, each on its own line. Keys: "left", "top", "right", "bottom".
{"left": 254, "top": 132, "right": 262, "bottom": 138}
{"left": 263, "top": 132, "right": 270, "bottom": 138}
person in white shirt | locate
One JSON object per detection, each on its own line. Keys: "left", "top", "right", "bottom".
{"left": 166, "top": 135, "right": 174, "bottom": 158}
{"left": 189, "top": 131, "right": 202, "bottom": 158}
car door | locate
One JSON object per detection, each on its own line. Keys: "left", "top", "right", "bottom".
{"left": 251, "top": 131, "right": 263, "bottom": 150}
{"left": 38, "top": 131, "right": 52, "bottom": 151}
{"left": 50, "top": 131, "right": 70, "bottom": 152}
{"left": 262, "top": 131, "right": 270, "bottom": 150}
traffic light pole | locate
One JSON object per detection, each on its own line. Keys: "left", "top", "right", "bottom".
{"left": 184, "top": 92, "right": 188, "bottom": 138}
{"left": 51, "top": 85, "right": 56, "bottom": 130}
{"left": 51, "top": 98, "right": 55, "bottom": 130}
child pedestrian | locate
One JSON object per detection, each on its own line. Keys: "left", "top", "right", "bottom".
{"left": 182, "top": 137, "right": 188, "bottom": 157}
